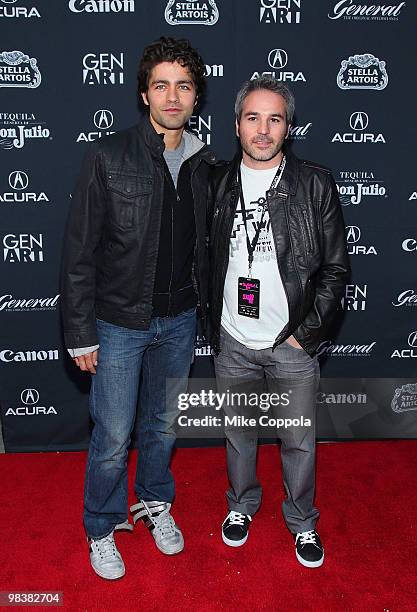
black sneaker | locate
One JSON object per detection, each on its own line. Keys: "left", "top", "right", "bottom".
{"left": 222, "top": 510, "right": 252, "bottom": 547}
{"left": 295, "top": 529, "right": 324, "bottom": 568}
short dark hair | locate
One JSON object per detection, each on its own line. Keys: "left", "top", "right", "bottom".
{"left": 235, "top": 77, "right": 295, "bottom": 125}
{"left": 138, "top": 37, "right": 206, "bottom": 107}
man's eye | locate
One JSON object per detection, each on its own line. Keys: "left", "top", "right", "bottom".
{"left": 248, "top": 116, "right": 257, "bottom": 121}
{"left": 155, "top": 84, "right": 166, "bottom": 90}
{"left": 270, "top": 118, "right": 280, "bottom": 123}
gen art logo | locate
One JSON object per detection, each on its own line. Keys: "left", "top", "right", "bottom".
{"left": 82, "top": 52, "right": 124, "bottom": 85}
{"left": 188, "top": 114, "right": 212, "bottom": 145}
{"left": 259, "top": 0, "right": 301, "bottom": 23}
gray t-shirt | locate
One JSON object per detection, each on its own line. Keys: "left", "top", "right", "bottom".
{"left": 163, "top": 137, "right": 185, "bottom": 188}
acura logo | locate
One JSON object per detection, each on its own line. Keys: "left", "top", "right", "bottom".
{"left": 408, "top": 331, "right": 417, "bottom": 348}
{"left": 9, "top": 171, "right": 29, "bottom": 190}
{"left": 93, "top": 109, "right": 114, "bottom": 130}
{"left": 268, "top": 49, "right": 288, "bottom": 70}
{"left": 21, "top": 388, "right": 40, "bottom": 405}
{"left": 349, "top": 111, "right": 369, "bottom": 131}
{"left": 345, "top": 225, "right": 361, "bottom": 243}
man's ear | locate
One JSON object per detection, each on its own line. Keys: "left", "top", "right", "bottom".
{"left": 141, "top": 91, "right": 149, "bottom": 107}
{"left": 235, "top": 118, "right": 240, "bottom": 138}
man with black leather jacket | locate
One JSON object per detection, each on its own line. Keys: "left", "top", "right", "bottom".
{"left": 61, "top": 37, "right": 215, "bottom": 580}
{"left": 209, "top": 77, "right": 349, "bottom": 568}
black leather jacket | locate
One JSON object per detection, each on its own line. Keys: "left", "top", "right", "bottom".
{"left": 61, "top": 117, "right": 216, "bottom": 349}
{"left": 209, "top": 152, "right": 350, "bottom": 356}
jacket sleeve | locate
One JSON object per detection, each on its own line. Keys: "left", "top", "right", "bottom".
{"left": 293, "top": 172, "right": 350, "bottom": 353}
{"left": 60, "top": 142, "right": 107, "bottom": 349}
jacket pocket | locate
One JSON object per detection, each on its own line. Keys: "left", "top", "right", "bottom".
{"left": 107, "top": 174, "right": 153, "bottom": 229}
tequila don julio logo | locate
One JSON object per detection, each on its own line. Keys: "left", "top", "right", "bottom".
{"left": 165, "top": 0, "right": 219, "bottom": 25}
{"left": 0, "top": 50, "right": 41, "bottom": 88}
{"left": 337, "top": 53, "right": 388, "bottom": 90}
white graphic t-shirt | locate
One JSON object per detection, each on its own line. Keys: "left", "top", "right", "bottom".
{"left": 221, "top": 161, "right": 289, "bottom": 349}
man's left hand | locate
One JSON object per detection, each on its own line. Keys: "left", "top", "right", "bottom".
{"left": 285, "top": 335, "right": 302, "bottom": 349}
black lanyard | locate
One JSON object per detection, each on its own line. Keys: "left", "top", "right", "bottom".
{"left": 238, "top": 156, "right": 286, "bottom": 276}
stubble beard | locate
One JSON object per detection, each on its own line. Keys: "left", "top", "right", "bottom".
{"left": 242, "top": 138, "right": 284, "bottom": 163}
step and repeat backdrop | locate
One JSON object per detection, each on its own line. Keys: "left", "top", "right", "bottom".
{"left": 1, "top": 0, "right": 416, "bottom": 451}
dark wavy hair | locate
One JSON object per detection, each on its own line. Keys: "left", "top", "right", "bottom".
{"left": 138, "top": 37, "right": 206, "bottom": 108}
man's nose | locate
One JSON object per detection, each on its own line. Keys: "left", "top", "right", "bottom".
{"left": 257, "top": 119, "right": 270, "bottom": 134}
{"left": 167, "top": 85, "right": 179, "bottom": 102}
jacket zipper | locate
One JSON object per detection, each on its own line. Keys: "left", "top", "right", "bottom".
{"left": 302, "top": 209, "right": 313, "bottom": 254}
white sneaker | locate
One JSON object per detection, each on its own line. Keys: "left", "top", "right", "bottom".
{"left": 89, "top": 530, "right": 125, "bottom": 580}
{"left": 130, "top": 500, "right": 184, "bottom": 555}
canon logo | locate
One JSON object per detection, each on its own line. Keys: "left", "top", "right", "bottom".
{"left": 402, "top": 239, "right": 417, "bottom": 252}
{"left": 0, "top": 349, "right": 59, "bottom": 362}
{"left": 317, "top": 392, "right": 367, "bottom": 404}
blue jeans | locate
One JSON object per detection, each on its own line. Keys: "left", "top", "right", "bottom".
{"left": 84, "top": 308, "right": 197, "bottom": 539}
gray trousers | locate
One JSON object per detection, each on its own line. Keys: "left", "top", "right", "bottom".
{"left": 214, "top": 326, "right": 320, "bottom": 534}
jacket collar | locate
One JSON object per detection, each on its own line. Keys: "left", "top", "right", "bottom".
{"left": 226, "top": 148, "right": 299, "bottom": 196}
{"left": 138, "top": 115, "right": 216, "bottom": 165}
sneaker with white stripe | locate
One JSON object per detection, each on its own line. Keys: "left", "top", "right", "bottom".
{"left": 130, "top": 500, "right": 184, "bottom": 555}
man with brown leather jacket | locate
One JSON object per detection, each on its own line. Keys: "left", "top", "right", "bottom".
{"left": 209, "top": 77, "right": 349, "bottom": 568}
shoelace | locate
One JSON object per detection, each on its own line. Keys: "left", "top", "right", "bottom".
{"left": 155, "top": 508, "right": 177, "bottom": 538}
{"left": 92, "top": 534, "right": 118, "bottom": 560}
{"left": 296, "top": 530, "right": 317, "bottom": 546}
{"left": 131, "top": 500, "right": 178, "bottom": 538}
{"left": 227, "top": 511, "right": 251, "bottom": 526}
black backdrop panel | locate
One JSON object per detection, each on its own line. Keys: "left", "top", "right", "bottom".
{"left": 0, "top": 1, "right": 416, "bottom": 451}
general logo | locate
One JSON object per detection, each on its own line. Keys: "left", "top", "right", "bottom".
{"left": 328, "top": 1, "right": 405, "bottom": 21}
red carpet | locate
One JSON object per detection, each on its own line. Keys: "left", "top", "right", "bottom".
{"left": 1, "top": 441, "right": 417, "bottom": 611}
